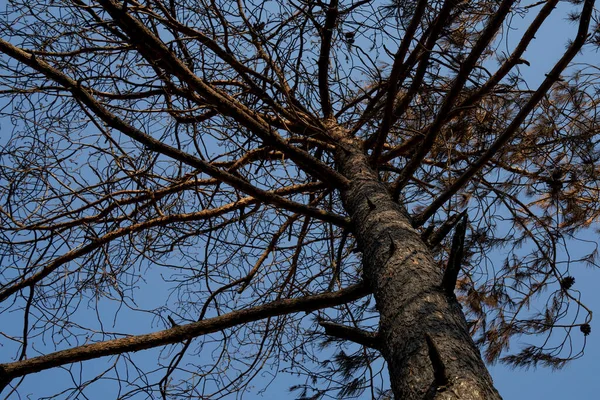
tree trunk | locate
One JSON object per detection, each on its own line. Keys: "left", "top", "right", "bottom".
{"left": 336, "top": 138, "right": 502, "bottom": 400}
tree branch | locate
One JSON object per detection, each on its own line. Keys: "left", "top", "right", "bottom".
{"left": 318, "top": 320, "right": 381, "bottom": 350}
{"left": 0, "top": 38, "right": 349, "bottom": 228}
{"left": 379, "top": 0, "right": 559, "bottom": 165}
{"left": 0, "top": 283, "right": 370, "bottom": 392}
{"left": 392, "top": 0, "right": 517, "bottom": 198}
{"left": 425, "top": 333, "right": 449, "bottom": 388}
{"left": 368, "top": 0, "right": 428, "bottom": 162}
{"left": 441, "top": 213, "right": 467, "bottom": 296}
{"left": 422, "top": 211, "right": 467, "bottom": 246}
{"left": 104, "top": 0, "right": 350, "bottom": 187}
{"left": 0, "top": 182, "right": 339, "bottom": 304}
{"left": 415, "top": 0, "right": 595, "bottom": 225}
{"left": 318, "top": 0, "right": 339, "bottom": 118}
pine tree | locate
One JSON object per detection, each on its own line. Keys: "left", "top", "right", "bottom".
{"left": 0, "top": 1, "right": 597, "bottom": 398}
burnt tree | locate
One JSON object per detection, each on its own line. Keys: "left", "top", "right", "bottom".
{"left": 0, "top": 0, "right": 598, "bottom": 399}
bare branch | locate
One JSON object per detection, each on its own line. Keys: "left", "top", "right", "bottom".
{"left": 0, "top": 282, "right": 370, "bottom": 390}
{"left": 318, "top": 320, "right": 381, "bottom": 350}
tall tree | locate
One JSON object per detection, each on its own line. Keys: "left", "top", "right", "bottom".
{"left": 0, "top": 0, "right": 598, "bottom": 398}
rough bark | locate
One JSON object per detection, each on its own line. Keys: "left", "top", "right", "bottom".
{"left": 336, "top": 137, "right": 501, "bottom": 400}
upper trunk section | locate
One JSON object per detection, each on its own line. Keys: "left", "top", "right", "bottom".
{"left": 334, "top": 137, "right": 502, "bottom": 400}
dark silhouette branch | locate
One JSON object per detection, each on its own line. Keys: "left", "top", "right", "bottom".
{"left": 318, "top": 0, "right": 339, "bottom": 118}
{"left": 380, "top": 0, "right": 560, "bottom": 165}
{"left": 318, "top": 320, "right": 381, "bottom": 351}
{"left": 0, "top": 38, "right": 349, "bottom": 226}
{"left": 422, "top": 211, "right": 467, "bottom": 247}
{"left": 441, "top": 213, "right": 468, "bottom": 296}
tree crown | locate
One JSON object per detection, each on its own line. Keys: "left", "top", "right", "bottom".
{"left": 0, "top": 0, "right": 598, "bottom": 398}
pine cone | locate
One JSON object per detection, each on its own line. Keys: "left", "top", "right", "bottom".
{"left": 580, "top": 323, "right": 591, "bottom": 336}
{"left": 560, "top": 276, "right": 575, "bottom": 290}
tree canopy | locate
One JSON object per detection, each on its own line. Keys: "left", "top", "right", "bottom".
{"left": 0, "top": 0, "right": 598, "bottom": 398}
